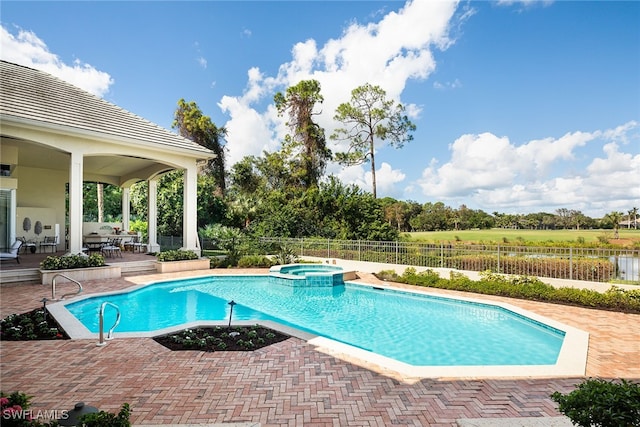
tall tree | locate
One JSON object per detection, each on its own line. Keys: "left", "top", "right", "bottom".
{"left": 627, "top": 207, "right": 638, "bottom": 229}
{"left": 274, "top": 79, "right": 331, "bottom": 189}
{"left": 331, "top": 83, "right": 416, "bottom": 198}
{"left": 604, "top": 211, "right": 624, "bottom": 239}
{"left": 229, "top": 156, "right": 263, "bottom": 196}
{"left": 83, "top": 182, "right": 122, "bottom": 222}
{"left": 173, "top": 99, "right": 227, "bottom": 196}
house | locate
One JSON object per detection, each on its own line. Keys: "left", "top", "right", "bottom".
{"left": 0, "top": 60, "right": 215, "bottom": 255}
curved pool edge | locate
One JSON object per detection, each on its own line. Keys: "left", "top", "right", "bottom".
{"left": 46, "top": 273, "right": 589, "bottom": 380}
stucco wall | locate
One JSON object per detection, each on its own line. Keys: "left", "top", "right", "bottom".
{"left": 14, "top": 165, "right": 67, "bottom": 248}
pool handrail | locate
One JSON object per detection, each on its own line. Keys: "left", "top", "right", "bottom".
{"left": 97, "top": 301, "right": 121, "bottom": 346}
{"left": 51, "top": 273, "right": 83, "bottom": 301}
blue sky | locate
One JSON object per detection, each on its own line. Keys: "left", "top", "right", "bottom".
{"left": 2, "top": 0, "right": 638, "bottom": 218}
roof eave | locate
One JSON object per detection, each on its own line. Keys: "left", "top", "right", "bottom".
{"left": 1, "top": 113, "right": 216, "bottom": 161}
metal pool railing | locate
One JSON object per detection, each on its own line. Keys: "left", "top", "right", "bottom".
{"left": 258, "top": 237, "right": 640, "bottom": 284}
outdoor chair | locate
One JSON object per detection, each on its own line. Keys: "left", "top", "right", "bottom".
{"left": 39, "top": 236, "right": 58, "bottom": 253}
{"left": 0, "top": 240, "right": 23, "bottom": 264}
{"left": 19, "top": 236, "right": 37, "bottom": 254}
{"left": 124, "top": 234, "right": 146, "bottom": 253}
{"left": 132, "top": 238, "right": 147, "bottom": 253}
{"left": 101, "top": 238, "right": 122, "bottom": 258}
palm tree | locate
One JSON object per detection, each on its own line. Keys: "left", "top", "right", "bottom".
{"left": 604, "top": 211, "right": 624, "bottom": 239}
{"left": 230, "top": 194, "right": 259, "bottom": 229}
{"left": 629, "top": 207, "right": 638, "bottom": 229}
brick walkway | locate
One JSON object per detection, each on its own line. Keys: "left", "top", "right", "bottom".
{"left": 1, "top": 270, "right": 638, "bottom": 426}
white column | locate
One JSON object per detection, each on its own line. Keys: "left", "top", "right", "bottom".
{"left": 121, "top": 187, "right": 130, "bottom": 232}
{"left": 9, "top": 189, "right": 16, "bottom": 245}
{"left": 68, "top": 151, "right": 84, "bottom": 254}
{"left": 147, "top": 178, "right": 160, "bottom": 252}
{"left": 182, "top": 165, "right": 200, "bottom": 255}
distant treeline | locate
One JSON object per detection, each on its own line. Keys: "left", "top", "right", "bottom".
{"left": 81, "top": 177, "right": 635, "bottom": 242}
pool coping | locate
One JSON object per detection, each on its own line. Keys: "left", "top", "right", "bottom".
{"left": 46, "top": 273, "right": 589, "bottom": 380}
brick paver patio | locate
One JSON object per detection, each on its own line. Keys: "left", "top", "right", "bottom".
{"left": 1, "top": 269, "right": 638, "bottom": 426}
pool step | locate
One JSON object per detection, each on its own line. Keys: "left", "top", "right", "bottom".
{"left": 120, "top": 260, "right": 157, "bottom": 276}
{"left": 0, "top": 260, "right": 157, "bottom": 285}
{"left": 0, "top": 267, "right": 40, "bottom": 284}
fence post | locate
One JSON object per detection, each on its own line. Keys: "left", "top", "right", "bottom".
{"left": 497, "top": 244, "right": 501, "bottom": 273}
{"left": 569, "top": 247, "right": 573, "bottom": 280}
{"left": 395, "top": 240, "right": 399, "bottom": 265}
{"left": 440, "top": 243, "right": 444, "bottom": 268}
{"left": 358, "top": 240, "right": 361, "bottom": 261}
{"left": 327, "top": 238, "right": 330, "bottom": 258}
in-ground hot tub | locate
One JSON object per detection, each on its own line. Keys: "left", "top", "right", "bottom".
{"left": 269, "top": 263, "right": 353, "bottom": 287}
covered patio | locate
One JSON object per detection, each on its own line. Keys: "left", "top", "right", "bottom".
{"left": 0, "top": 60, "right": 215, "bottom": 258}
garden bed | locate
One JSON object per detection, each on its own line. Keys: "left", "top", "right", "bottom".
{"left": 0, "top": 308, "right": 70, "bottom": 340}
{"left": 153, "top": 325, "right": 290, "bottom": 351}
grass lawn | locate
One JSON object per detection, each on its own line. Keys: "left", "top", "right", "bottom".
{"left": 405, "top": 228, "right": 640, "bottom": 246}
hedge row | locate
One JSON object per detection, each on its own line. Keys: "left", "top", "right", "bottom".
{"left": 376, "top": 268, "right": 640, "bottom": 313}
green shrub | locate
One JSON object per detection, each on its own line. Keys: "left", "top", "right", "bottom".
{"left": 551, "top": 378, "right": 640, "bottom": 427}
{"left": 156, "top": 250, "right": 198, "bottom": 262}
{"left": 272, "top": 244, "right": 298, "bottom": 265}
{"left": 379, "top": 268, "right": 640, "bottom": 313}
{"left": 210, "top": 256, "right": 236, "bottom": 269}
{"left": 40, "top": 253, "right": 105, "bottom": 270}
{"left": 237, "top": 255, "right": 274, "bottom": 268}
{"left": 79, "top": 403, "right": 131, "bottom": 427}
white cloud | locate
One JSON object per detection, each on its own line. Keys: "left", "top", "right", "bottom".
{"left": 433, "top": 79, "right": 462, "bottom": 90}
{"left": 496, "top": 0, "right": 554, "bottom": 8}
{"left": 220, "top": 0, "right": 461, "bottom": 187}
{"left": 335, "top": 162, "right": 407, "bottom": 198}
{"left": 197, "top": 56, "right": 207, "bottom": 69}
{"left": 0, "top": 25, "right": 113, "bottom": 97}
{"left": 218, "top": 95, "right": 280, "bottom": 166}
{"left": 416, "top": 121, "right": 640, "bottom": 216}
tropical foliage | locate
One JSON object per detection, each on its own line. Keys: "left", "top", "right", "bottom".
{"left": 156, "top": 250, "right": 198, "bottom": 262}
{"left": 551, "top": 378, "right": 640, "bottom": 427}
{"left": 274, "top": 79, "right": 331, "bottom": 190}
{"left": 173, "top": 98, "right": 228, "bottom": 197}
{"left": 375, "top": 268, "right": 640, "bottom": 313}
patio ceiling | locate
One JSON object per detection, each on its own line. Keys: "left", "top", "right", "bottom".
{"left": 1, "top": 137, "right": 173, "bottom": 185}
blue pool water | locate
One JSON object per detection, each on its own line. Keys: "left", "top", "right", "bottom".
{"left": 65, "top": 275, "right": 565, "bottom": 366}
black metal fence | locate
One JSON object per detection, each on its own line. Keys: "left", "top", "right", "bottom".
{"left": 157, "top": 235, "right": 639, "bottom": 284}
{"left": 258, "top": 237, "right": 639, "bottom": 284}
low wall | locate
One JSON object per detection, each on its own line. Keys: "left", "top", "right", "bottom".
{"left": 155, "top": 258, "right": 211, "bottom": 273}
{"left": 40, "top": 265, "right": 122, "bottom": 285}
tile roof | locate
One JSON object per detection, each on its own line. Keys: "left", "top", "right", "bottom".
{"left": 0, "top": 60, "right": 214, "bottom": 158}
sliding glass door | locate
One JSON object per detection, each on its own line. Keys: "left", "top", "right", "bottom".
{"left": 0, "top": 189, "right": 16, "bottom": 249}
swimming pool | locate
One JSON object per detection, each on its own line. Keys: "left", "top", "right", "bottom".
{"left": 60, "top": 274, "right": 572, "bottom": 368}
